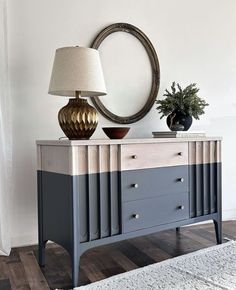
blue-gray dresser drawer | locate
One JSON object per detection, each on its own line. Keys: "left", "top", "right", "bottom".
{"left": 121, "top": 166, "right": 189, "bottom": 202}
{"left": 123, "top": 192, "right": 189, "bottom": 233}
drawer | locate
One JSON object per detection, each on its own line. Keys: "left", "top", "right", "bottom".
{"left": 122, "top": 166, "right": 189, "bottom": 202}
{"left": 123, "top": 192, "right": 189, "bottom": 233}
{"left": 121, "top": 142, "right": 188, "bottom": 171}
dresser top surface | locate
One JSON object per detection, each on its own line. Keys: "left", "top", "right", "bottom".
{"left": 36, "top": 137, "right": 222, "bottom": 146}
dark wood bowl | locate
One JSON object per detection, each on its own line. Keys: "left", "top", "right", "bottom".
{"left": 102, "top": 127, "right": 130, "bottom": 139}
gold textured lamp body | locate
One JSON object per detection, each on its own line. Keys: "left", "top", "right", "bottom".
{"left": 48, "top": 46, "right": 106, "bottom": 140}
{"left": 58, "top": 96, "right": 98, "bottom": 140}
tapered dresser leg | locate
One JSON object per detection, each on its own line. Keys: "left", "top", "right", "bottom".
{"left": 38, "top": 240, "right": 47, "bottom": 267}
{"left": 72, "top": 253, "right": 81, "bottom": 287}
{"left": 71, "top": 175, "right": 81, "bottom": 287}
{"left": 38, "top": 170, "right": 47, "bottom": 266}
{"left": 213, "top": 219, "right": 222, "bottom": 244}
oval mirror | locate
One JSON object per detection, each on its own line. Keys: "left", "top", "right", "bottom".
{"left": 91, "top": 23, "right": 160, "bottom": 124}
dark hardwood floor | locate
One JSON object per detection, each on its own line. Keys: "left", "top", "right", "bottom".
{"left": 0, "top": 221, "right": 235, "bottom": 290}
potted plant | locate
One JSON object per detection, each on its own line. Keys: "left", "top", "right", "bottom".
{"left": 156, "top": 82, "right": 209, "bottom": 131}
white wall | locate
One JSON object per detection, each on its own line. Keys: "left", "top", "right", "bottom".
{"left": 7, "top": 0, "right": 236, "bottom": 247}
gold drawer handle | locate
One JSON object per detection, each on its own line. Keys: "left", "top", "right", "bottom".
{"left": 178, "top": 178, "right": 184, "bottom": 183}
{"left": 133, "top": 214, "right": 140, "bottom": 219}
{"left": 178, "top": 205, "right": 185, "bottom": 210}
{"left": 132, "top": 183, "right": 139, "bottom": 188}
{"left": 132, "top": 155, "right": 138, "bottom": 159}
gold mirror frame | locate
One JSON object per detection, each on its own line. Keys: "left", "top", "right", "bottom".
{"left": 91, "top": 23, "right": 160, "bottom": 124}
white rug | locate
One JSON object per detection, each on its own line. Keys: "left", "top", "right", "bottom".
{"left": 75, "top": 241, "right": 236, "bottom": 290}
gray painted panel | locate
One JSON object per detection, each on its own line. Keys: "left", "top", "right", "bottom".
{"left": 78, "top": 175, "right": 88, "bottom": 242}
{"left": 216, "top": 163, "right": 222, "bottom": 218}
{"left": 189, "top": 164, "right": 196, "bottom": 217}
{"left": 210, "top": 163, "right": 217, "bottom": 213}
{"left": 77, "top": 172, "right": 121, "bottom": 242}
{"left": 190, "top": 163, "right": 218, "bottom": 218}
{"left": 39, "top": 163, "right": 220, "bottom": 245}
{"left": 196, "top": 164, "right": 203, "bottom": 216}
{"left": 121, "top": 166, "right": 189, "bottom": 202}
{"left": 123, "top": 192, "right": 189, "bottom": 233}
{"left": 40, "top": 171, "right": 73, "bottom": 254}
{"left": 88, "top": 173, "right": 100, "bottom": 240}
{"left": 203, "top": 163, "right": 210, "bottom": 215}
{"left": 111, "top": 171, "right": 120, "bottom": 235}
{"left": 100, "top": 172, "right": 110, "bottom": 238}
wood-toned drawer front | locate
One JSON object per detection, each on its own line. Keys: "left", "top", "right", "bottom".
{"left": 123, "top": 192, "right": 189, "bottom": 233}
{"left": 121, "top": 142, "right": 188, "bottom": 171}
{"left": 122, "top": 166, "right": 189, "bottom": 202}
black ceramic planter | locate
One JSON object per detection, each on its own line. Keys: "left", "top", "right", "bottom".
{"left": 166, "top": 110, "right": 193, "bottom": 131}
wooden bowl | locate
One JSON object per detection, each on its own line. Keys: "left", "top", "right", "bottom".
{"left": 102, "top": 127, "right": 130, "bottom": 139}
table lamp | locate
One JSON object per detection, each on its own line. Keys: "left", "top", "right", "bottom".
{"left": 48, "top": 46, "right": 107, "bottom": 140}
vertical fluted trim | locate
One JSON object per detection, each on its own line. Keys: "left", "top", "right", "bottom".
{"left": 189, "top": 141, "right": 220, "bottom": 218}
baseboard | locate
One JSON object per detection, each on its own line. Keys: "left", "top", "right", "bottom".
{"left": 10, "top": 209, "right": 236, "bottom": 248}
{"left": 222, "top": 209, "right": 236, "bottom": 221}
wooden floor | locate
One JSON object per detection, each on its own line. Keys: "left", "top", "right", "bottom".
{"left": 0, "top": 221, "right": 235, "bottom": 290}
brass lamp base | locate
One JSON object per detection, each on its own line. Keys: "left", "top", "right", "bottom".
{"left": 58, "top": 98, "right": 98, "bottom": 140}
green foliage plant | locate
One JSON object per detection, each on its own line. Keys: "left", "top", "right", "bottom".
{"left": 156, "top": 82, "right": 209, "bottom": 119}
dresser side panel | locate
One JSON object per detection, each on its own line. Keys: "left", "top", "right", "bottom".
{"left": 39, "top": 171, "right": 73, "bottom": 253}
{"left": 40, "top": 145, "right": 71, "bottom": 175}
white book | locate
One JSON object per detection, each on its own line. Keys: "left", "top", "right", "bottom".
{"left": 152, "top": 131, "right": 206, "bottom": 138}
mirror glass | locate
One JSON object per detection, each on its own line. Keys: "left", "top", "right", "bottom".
{"left": 98, "top": 32, "right": 152, "bottom": 117}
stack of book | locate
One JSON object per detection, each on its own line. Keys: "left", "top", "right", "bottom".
{"left": 152, "top": 131, "right": 206, "bottom": 138}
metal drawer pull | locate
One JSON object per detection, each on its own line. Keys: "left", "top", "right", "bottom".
{"left": 132, "top": 155, "right": 138, "bottom": 159}
{"left": 178, "top": 152, "right": 183, "bottom": 156}
{"left": 132, "top": 183, "right": 139, "bottom": 188}
{"left": 133, "top": 214, "right": 140, "bottom": 219}
{"left": 178, "top": 205, "right": 185, "bottom": 210}
{"left": 178, "top": 177, "right": 184, "bottom": 182}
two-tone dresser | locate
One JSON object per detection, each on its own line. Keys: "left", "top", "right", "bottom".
{"left": 37, "top": 137, "right": 222, "bottom": 287}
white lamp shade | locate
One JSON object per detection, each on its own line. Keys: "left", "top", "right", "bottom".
{"left": 48, "top": 46, "right": 107, "bottom": 97}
